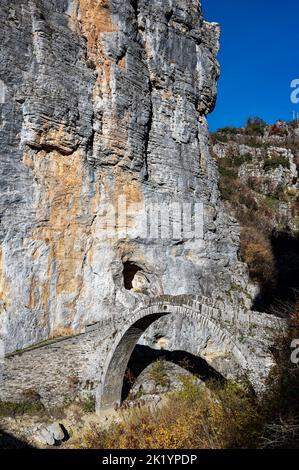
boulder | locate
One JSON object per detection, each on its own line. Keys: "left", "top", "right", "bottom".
{"left": 34, "top": 423, "right": 65, "bottom": 446}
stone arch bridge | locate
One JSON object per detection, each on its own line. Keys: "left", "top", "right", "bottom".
{"left": 0, "top": 295, "right": 283, "bottom": 412}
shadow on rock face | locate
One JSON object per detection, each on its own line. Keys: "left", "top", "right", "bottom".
{"left": 0, "top": 429, "right": 33, "bottom": 449}
{"left": 121, "top": 344, "right": 225, "bottom": 402}
{"left": 253, "top": 231, "right": 299, "bottom": 312}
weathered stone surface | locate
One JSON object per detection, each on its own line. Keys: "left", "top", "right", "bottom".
{"left": 47, "top": 422, "right": 65, "bottom": 441}
{"left": 35, "top": 427, "right": 55, "bottom": 446}
{"left": 33, "top": 422, "right": 65, "bottom": 445}
{"left": 0, "top": 296, "right": 285, "bottom": 410}
{"left": 212, "top": 121, "right": 299, "bottom": 233}
{"left": 0, "top": 0, "right": 252, "bottom": 356}
{"left": 0, "top": 0, "right": 283, "bottom": 408}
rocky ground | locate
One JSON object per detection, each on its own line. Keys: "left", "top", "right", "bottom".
{"left": 0, "top": 360, "right": 203, "bottom": 449}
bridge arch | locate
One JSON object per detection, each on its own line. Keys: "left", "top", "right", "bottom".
{"left": 96, "top": 301, "right": 249, "bottom": 412}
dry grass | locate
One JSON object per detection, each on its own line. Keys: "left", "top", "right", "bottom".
{"left": 75, "top": 377, "right": 262, "bottom": 449}
{"left": 240, "top": 226, "right": 276, "bottom": 287}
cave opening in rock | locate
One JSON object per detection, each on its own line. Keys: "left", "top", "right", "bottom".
{"left": 123, "top": 261, "right": 141, "bottom": 290}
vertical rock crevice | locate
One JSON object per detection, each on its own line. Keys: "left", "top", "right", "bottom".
{"left": 130, "top": 0, "right": 138, "bottom": 20}
{"left": 142, "top": 80, "right": 153, "bottom": 182}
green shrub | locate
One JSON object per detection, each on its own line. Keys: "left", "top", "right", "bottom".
{"left": 245, "top": 136, "right": 264, "bottom": 148}
{"left": 211, "top": 127, "right": 240, "bottom": 144}
{"left": 0, "top": 400, "right": 44, "bottom": 418}
{"left": 218, "top": 163, "right": 238, "bottom": 179}
{"left": 262, "top": 196, "right": 280, "bottom": 211}
{"left": 263, "top": 156, "right": 290, "bottom": 172}
{"left": 80, "top": 395, "right": 96, "bottom": 413}
{"left": 149, "top": 360, "right": 169, "bottom": 388}
{"left": 235, "top": 152, "right": 253, "bottom": 164}
{"left": 245, "top": 117, "right": 267, "bottom": 137}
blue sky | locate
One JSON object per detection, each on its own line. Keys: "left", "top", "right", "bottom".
{"left": 201, "top": 0, "right": 299, "bottom": 131}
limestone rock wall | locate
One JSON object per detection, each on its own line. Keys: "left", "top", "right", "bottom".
{"left": 212, "top": 121, "right": 299, "bottom": 237}
{"left": 0, "top": 0, "right": 250, "bottom": 355}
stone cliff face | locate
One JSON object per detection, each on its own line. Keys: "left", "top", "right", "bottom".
{"left": 211, "top": 120, "right": 299, "bottom": 309}
{"left": 212, "top": 120, "right": 299, "bottom": 233}
{"left": 0, "top": 0, "right": 250, "bottom": 354}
